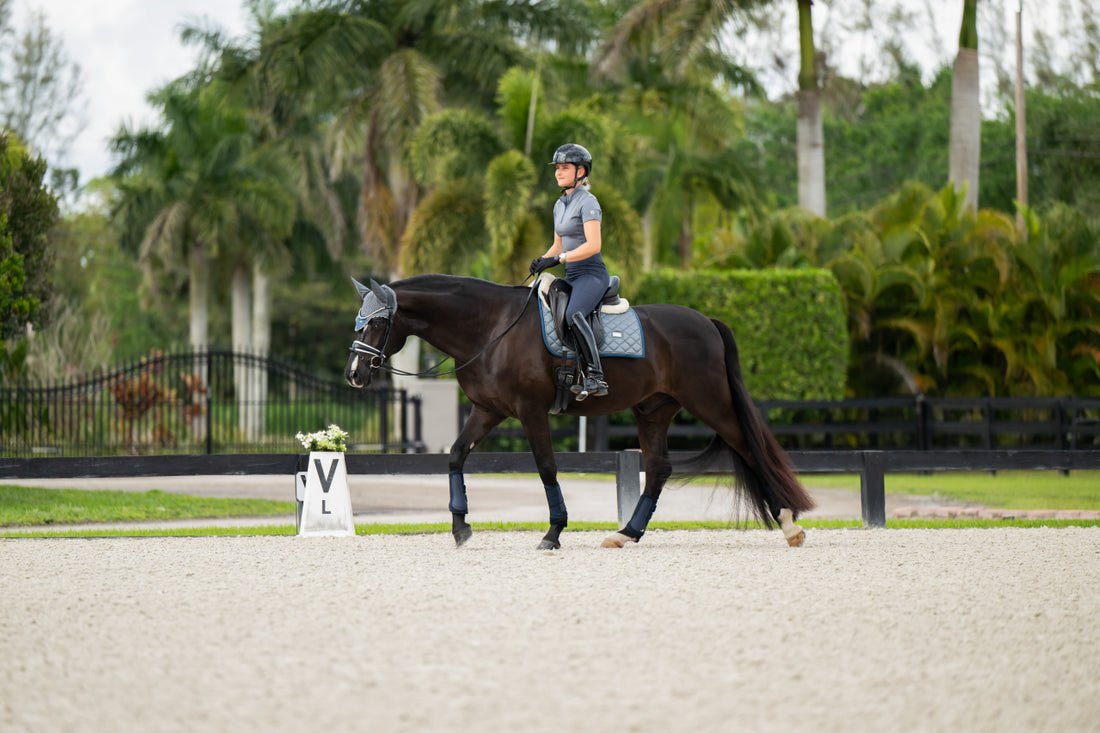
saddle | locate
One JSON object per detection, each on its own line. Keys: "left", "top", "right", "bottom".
{"left": 534, "top": 274, "right": 633, "bottom": 414}
{"left": 537, "top": 274, "right": 628, "bottom": 350}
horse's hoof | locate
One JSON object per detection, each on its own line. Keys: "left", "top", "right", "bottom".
{"left": 600, "top": 532, "right": 637, "bottom": 549}
{"left": 453, "top": 526, "right": 473, "bottom": 547}
{"left": 776, "top": 508, "right": 805, "bottom": 547}
{"left": 537, "top": 539, "right": 561, "bottom": 550}
{"left": 786, "top": 529, "right": 806, "bottom": 547}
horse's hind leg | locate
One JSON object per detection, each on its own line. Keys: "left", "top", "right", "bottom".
{"left": 679, "top": 396, "right": 807, "bottom": 547}
{"left": 602, "top": 398, "right": 679, "bottom": 549}
{"left": 448, "top": 404, "right": 505, "bottom": 547}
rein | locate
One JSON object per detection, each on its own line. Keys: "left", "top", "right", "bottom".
{"left": 354, "top": 275, "right": 538, "bottom": 379}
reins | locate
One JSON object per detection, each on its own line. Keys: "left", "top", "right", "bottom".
{"left": 364, "top": 275, "right": 539, "bottom": 379}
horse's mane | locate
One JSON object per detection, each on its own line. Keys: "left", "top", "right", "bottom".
{"left": 394, "top": 273, "right": 527, "bottom": 297}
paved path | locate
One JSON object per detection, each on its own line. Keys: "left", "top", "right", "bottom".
{"left": 4, "top": 473, "right": 984, "bottom": 530}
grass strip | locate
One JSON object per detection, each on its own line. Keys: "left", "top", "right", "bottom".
{"left": 0, "top": 485, "right": 295, "bottom": 527}
{"left": 4, "top": 517, "right": 1098, "bottom": 539}
{"left": 799, "top": 470, "right": 1100, "bottom": 510}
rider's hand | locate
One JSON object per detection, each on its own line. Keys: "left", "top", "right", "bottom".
{"left": 529, "top": 256, "right": 557, "bottom": 276}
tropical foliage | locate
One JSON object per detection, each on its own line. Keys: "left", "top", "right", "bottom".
{"left": 10, "top": 0, "right": 1100, "bottom": 398}
{"left": 0, "top": 133, "right": 58, "bottom": 341}
{"left": 709, "top": 182, "right": 1100, "bottom": 397}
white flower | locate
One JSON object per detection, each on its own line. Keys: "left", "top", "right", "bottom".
{"left": 296, "top": 424, "right": 349, "bottom": 452}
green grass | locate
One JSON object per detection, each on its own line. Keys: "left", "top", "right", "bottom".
{"left": 2, "top": 469, "right": 1099, "bottom": 539}
{"left": 801, "top": 470, "right": 1100, "bottom": 510}
{"left": 4, "top": 517, "right": 1098, "bottom": 539}
{"left": 0, "top": 485, "right": 295, "bottom": 527}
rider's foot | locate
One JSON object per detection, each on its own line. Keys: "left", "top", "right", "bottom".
{"left": 570, "top": 374, "right": 608, "bottom": 401}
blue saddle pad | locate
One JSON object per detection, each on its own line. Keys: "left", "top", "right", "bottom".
{"left": 536, "top": 290, "right": 645, "bottom": 359}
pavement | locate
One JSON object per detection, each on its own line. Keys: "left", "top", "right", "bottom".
{"left": 1, "top": 472, "right": 1014, "bottom": 532}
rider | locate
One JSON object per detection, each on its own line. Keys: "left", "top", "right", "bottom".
{"left": 529, "top": 143, "right": 610, "bottom": 401}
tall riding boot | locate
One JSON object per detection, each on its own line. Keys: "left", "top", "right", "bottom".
{"left": 568, "top": 313, "right": 609, "bottom": 400}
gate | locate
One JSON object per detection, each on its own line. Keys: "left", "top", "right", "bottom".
{"left": 0, "top": 349, "right": 422, "bottom": 456}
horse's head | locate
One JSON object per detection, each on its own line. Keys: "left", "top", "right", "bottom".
{"left": 345, "top": 277, "right": 399, "bottom": 389}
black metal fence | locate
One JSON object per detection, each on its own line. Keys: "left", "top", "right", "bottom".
{"left": 1, "top": 350, "right": 423, "bottom": 457}
{"left": 471, "top": 395, "right": 1100, "bottom": 452}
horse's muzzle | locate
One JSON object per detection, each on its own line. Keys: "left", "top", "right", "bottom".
{"left": 345, "top": 352, "right": 372, "bottom": 389}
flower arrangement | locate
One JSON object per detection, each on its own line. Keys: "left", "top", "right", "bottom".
{"left": 295, "top": 424, "right": 349, "bottom": 452}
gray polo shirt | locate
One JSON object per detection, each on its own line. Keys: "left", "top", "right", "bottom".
{"left": 554, "top": 186, "right": 606, "bottom": 276}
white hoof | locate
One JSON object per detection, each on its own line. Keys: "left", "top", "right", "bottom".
{"left": 777, "top": 508, "right": 806, "bottom": 547}
{"left": 600, "top": 532, "right": 638, "bottom": 549}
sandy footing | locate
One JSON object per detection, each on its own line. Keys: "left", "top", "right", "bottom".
{"left": 3, "top": 527, "right": 1098, "bottom": 732}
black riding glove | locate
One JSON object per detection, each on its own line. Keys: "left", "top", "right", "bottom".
{"left": 529, "top": 256, "right": 558, "bottom": 276}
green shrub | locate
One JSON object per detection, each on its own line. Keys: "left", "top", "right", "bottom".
{"left": 636, "top": 268, "right": 847, "bottom": 400}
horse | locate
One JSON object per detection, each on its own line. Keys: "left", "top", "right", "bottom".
{"left": 344, "top": 273, "right": 815, "bottom": 550}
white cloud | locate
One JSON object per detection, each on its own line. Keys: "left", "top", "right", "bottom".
{"left": 13, "top": 0, "right": 251, "bottom": 183}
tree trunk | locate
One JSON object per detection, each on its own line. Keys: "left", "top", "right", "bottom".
{"left": 1014, "top": 5, "right": 1027, "bottom": 238}
{"left": 796, "top": 0, "right": 826, "bottom": 217}
{"left": 231, "top": 266, "right": 252, "bottom": 439}
{"left": 677, "top": 203, "right": 693, "bottom": 269}
{"left": 188, "top": 245, "right": 209, "bottom": 350}
{"left": 949, "top": 1, "right": 980, "bottom": 211}
{"left": 187, "top": 244, "right": 209, "bottom": 444}
{"left": 249, "top": 263, "right": 271, "bottom": 441}
{"left": 797, "top": 88, "right": 826, "bottom": 216}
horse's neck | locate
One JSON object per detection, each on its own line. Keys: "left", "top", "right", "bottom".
{"left": 397, "top": 280, "right": 516, "bottom": 359}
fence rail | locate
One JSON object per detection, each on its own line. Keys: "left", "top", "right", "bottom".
{"left": 6, "top": 350, "right": 1100, "bottom": 457}
{"left": 1, "top": 350, "right": 423, "bottom": 456}
{"left": 5, "top": 449, "right": 1100, "bottom": 528}
{"left": 478, "top": 396, "right": 1100, "bottom": 452}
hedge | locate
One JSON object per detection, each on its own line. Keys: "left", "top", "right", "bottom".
{"left": 634, "top": 269, "right": 847, "bottom": 400}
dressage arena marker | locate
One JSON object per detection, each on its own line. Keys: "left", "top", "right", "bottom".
{"left": 295, "top": 452, "right": 355, "bottom": 537}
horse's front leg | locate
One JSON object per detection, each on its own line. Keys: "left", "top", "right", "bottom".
{"left": 517, "top": 410, "right": 567, "bottom": 550}
{"left": 448, "top": 404, "right": 505, "bottom": 547}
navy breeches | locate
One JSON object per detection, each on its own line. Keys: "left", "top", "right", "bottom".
{"left": 564, "top": 272, "right": 610, "bottom": 321}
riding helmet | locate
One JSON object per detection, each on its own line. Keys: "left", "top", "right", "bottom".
{"left": 550, "top": 143, "right": 592, "bottom": 177}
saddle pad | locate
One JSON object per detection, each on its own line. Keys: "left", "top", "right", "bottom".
{"left": 537, "top": 294, "right": 645, "bottom": 359}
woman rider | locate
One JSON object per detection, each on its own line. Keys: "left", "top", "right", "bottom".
{"left": 529, "top": 143, "right": 609, "bottom": 401}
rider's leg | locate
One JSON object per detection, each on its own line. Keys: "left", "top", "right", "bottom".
{"left": 568, "top": 314, "right": 607, "bottom": 399}
{"left": 564, "top": 273, "right": 610, "bottom": 400}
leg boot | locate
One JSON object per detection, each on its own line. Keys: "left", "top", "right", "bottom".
{"left": 568, "top": 313, "right": 609, "bottom": 400}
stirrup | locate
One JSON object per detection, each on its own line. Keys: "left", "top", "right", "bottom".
{"left": 570, "top": 375, "right": 608, "bottom": 401}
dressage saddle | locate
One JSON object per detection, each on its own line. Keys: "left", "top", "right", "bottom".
{"left": 540, "top": 275, "right": 624, "bottom": 350}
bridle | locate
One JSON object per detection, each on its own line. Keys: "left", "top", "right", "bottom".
{"left": 349, "top": 302, "right": 394, "bottom": 369}
{"left": 348, "top": 276, "right": 539, "bottom": 379}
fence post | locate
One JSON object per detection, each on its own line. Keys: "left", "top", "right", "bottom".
{"left": 916, "top": 394, "right": 929, "bottom": 450}
{"left": 615, "top": 450, "right": 643, "bottom": 527}
{"left": 860, "top": 451, "right": 886, "bottom": 528}
{"left": 205, "top": 348, "right": 214, "bottom": 455}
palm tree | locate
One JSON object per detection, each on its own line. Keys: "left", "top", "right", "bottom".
{"left": 949, "top": 0, "right": 981, "bottom": 210}
{"left": 245, "top": 0, "right": 598, "bottom": 280}
{"left": 401, "top": 94, "right": 645, "bottom": 286}
{"left": 796, "top": 0, "right": 825, "bottom": 216}
{"left": 595, "top": 1, "right": 805, "bottom": 267}
{"left": 109, "top": 82, "right": 295, "bottom": 437}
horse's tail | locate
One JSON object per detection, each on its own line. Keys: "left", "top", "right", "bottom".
{"left": 676, "top": 318, "right": 816, "bottom": 527}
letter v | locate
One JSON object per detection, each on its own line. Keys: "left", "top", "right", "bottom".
{"left": 313, "top": 458, "right": 339, "bottom": 493}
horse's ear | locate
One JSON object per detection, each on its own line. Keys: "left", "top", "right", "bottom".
{"left": 351, "top": 277, "right": 370, "bottom": 297}
{"left": 381, "top": 284, "right": 397, "bottom": 310}
{"left": 369, "top": 279, "right": 385, "bottom": 300}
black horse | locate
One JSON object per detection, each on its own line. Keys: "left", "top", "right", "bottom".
{"left": 345, "top": 273, "right": 815, "bottom": 549}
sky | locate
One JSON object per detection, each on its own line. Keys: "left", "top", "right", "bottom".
{"left": 12, "top": 0, "right": 1070, "bottom": 189}
{"left": 11, "top": 0, "right": 252, "bottom": 184}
